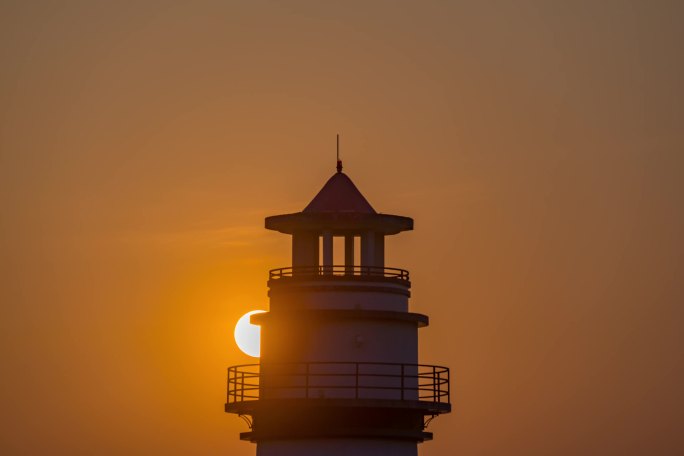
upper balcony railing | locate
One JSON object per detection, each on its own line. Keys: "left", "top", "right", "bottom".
{"left": 269, "top": 265, "right": 409, "bottom": 283}
{"left": 226, "top": 362, "right": 449, "bottom": 413}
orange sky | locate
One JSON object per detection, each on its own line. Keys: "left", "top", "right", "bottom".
{"left": 1, "top": 1, "right": 683, "bottom": 455}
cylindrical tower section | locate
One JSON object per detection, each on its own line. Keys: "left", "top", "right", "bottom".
{"left": 225, "top": 168, "right": 450, "bottom": 454}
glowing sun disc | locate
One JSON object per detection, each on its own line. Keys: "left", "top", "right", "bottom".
{"left": 234, "top": 310, "right": 266, "bottom": 357}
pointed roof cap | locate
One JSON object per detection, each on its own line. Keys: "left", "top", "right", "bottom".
{"left": 303, "top": 172, "right": 376, "bottom": 214}
{"left": 265, "top": 169, "right": 413, "bottom": 236}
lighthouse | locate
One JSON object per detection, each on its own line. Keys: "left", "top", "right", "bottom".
{"left": 226, "top": 159, "right": 451, "bottom": 456}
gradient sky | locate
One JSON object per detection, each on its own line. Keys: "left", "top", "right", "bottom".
{"left": 1, "top": 1, "right": 683, "bottom": 455}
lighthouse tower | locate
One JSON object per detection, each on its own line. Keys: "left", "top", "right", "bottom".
{"left": 226, "top": 161, "right": 451, "bottom": 456}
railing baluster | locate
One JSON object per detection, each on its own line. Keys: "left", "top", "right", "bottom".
{"left": 227, "top": 368, "right": 231, "bottom": 403}
{"left": 433, "top": 365, "right": 437, "bottom": 402}
{"left": 446, "top": 368, "right": 450, "bottom": 404}
{"left": 240, "top": 371, "right": 244, "bottom": 402}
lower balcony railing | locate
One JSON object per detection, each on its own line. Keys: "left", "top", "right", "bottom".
{"left": 227, "top": 362, "right": 449, "bottom": 408}
{"left": 269, "top": 266, "right": 409, "bottom": 282}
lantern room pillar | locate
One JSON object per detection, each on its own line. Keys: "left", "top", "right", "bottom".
{"left": 322, "top": 231, "right": 333, "bottom": 273}
{"left": 292, "top": 232, "right": 318, "bottom": 269}
{"left": 360, "top": 231, "right": 375, "bottom": 268}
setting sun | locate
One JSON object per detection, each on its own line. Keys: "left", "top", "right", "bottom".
{"left": 234, "top": 310, "right": 266, "bottom": 358}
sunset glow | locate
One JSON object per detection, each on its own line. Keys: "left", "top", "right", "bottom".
{"left": 2, "top": 1, "right": 682, "bottom": 455}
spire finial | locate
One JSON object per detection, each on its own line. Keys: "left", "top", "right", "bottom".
{"left": 336, "top": 134, "right": 342, "bottom": 173}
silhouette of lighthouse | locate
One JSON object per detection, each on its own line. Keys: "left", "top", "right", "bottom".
{"left": 226, "top": 158, "right": 451, "bottom": 455}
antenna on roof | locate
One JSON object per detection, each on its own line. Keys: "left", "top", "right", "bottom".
{"left": 336, "top": 134, "right": 342, "bottom": 173}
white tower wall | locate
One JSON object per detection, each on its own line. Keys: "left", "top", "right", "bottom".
{"left": 269, "top": 285, "right": 410, "bottom": 312}
{"left": 302, "top": 320, "right": 418, "bottom": 363}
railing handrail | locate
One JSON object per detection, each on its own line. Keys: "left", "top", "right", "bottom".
{"left": 269, "top": 265, "right": 410, "bottom": 281}
{"left": 226, "top": 362, "right": 450, "bottom": 407}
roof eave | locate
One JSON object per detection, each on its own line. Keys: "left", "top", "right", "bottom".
{"left": 265, "top": 212, "right": 413, "bottom": 235}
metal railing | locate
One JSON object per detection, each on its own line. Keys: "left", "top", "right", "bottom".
{"left": 269, "top": 266, "right": 409, "bottom": 282}
{"left": 227, "top": 362, "right": 449, "bottom": 408}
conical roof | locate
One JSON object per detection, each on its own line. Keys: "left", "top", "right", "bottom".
{"left": 265, "top": 168, "right": 413, "bottom": 236}
{"left": 303, "top": 172, "right": 376, "bottom": 214}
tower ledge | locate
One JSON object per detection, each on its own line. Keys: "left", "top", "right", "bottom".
{"left": 265, "top": 212, "right": 413, "bottom": 235}
{"left": 251, "top": 309, "right": 429, "bottom": 328}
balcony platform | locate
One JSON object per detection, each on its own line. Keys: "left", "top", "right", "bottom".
{"left": 226, "top": 362, "right": 450, "bottom": 417}
{"left": 226, "top": 368, "right": 449, "bottom": 443}
{"left": 226, "top": 396, "right": 451, "bottom": 416}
